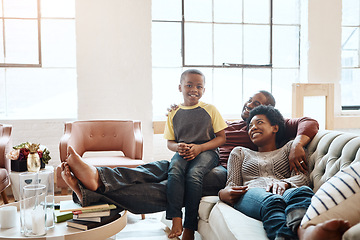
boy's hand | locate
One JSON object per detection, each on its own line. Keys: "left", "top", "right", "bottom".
{"left": 183, "top": 144, "right": 202, "bottom": 161}
{"left": 177, "top": 143, "right": 190, "bottom": 156}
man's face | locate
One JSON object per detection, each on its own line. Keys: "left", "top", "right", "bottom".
{"left": 241, "top": 92, "right": 269, "bottom": 121}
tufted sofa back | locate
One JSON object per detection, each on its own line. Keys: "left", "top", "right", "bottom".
{"left": 306, "top": 130, "right": 360, "bottom": 192}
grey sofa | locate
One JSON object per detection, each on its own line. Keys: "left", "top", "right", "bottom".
{"left": 195, "top": 130, "right": 360, "bottom": 240}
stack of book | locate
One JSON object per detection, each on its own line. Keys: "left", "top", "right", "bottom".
{"left": 58, "top": 200, "right": 121, "bottom": 230}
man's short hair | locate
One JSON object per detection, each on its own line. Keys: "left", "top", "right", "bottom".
{"left": 259, "top": 90, "right": 276, "bottom": 107}
{"left": 180, "top": 69, "right": 205, "bottom": 83}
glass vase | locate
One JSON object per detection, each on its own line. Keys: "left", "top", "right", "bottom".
{"left": 27, "top": 153, "right": 41, "bottom": 172}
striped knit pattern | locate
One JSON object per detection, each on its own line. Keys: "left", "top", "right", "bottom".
{"left": 300, "top": 162, "right": 360, "bottom": 226}
{"left": 226, "top": 140, "right": 309, "bottom": 189}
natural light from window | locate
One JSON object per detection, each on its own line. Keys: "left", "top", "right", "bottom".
{"left": 0, "top": 0, "right": 77, "bottom": 119}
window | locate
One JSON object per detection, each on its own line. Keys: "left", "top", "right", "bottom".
{"left": 152, "top": 0, "right": 302, "bottom": 120}
{"left": 341, "top": 0, "right": 360, "bottom": 110}
{"left": 0, "top": 0, "right": 77, "bottom": 119}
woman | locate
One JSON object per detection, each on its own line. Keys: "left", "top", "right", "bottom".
{"left": 219, "top": 105, "right": 350, "bottom": 240}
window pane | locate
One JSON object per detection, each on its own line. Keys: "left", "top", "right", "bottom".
{"left": 184, "top": 0, "right": 212, "bottom": 22}
{"left": 152, "top": 22, "right": 182, "bottom": 67}
{"left": 243, "top": 25, "right": 270, "bottom": 64}
{"left": 213, "top": 68, "right": 242, "bottom": 118}
{"left": 41, "top": 0, "right": 75, "bottom": 18}
{"left": 5, "top": 68, "right": 77, "bottom": 119}
{"left": 214, "top": 0, "right": 242, "bottom": 23}
{"left": 152, "top": 0, "right": 181, "bottom": 21}
{"left": 41, "top": 19, "right": 76, "bottom": 67}
{"left": 273, "top": 0, "right": 300, "bottom": 24}
{"left": 4, "top": 19, "right": 39, "bottom": 64}
{"left": 3, "top": 0, "right": 37, "bottom": 18}
{"left": 242, "top": 69, "right": 271, "bottom": 102}
{"left": 0, "top": 20, "right": 4, "bottom": 63}
{"left": 341, "top": 68, "right": 360, "bottom": 106}
{"left": 184, "top": 23, "right": 212, "bottom": 65}
{"left": 272, "top": 25, "right": 299, "bottom": 67}
{"left": 152, "top": 68, "right": 183, "bottom": 120}
{"left": 214, "top": 24, "right": 242, "bottom": 65}
{"left": 244, "top": 0, "right": 270, "bottom": 24}
{"left": 341, "top": 27, "right": 359, "bottom": 67}
{"left": 272, "top": 69, "right": 299, "bottom": 118}
{"left": 0, "top": 70, "right": 5, "bottom": 116}
{"left": 342, "top": 0, "right": 360, "bottom": 25}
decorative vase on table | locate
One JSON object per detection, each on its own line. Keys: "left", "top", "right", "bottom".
{"left": 27, "top": 143, "right": 41, "bottom": 172}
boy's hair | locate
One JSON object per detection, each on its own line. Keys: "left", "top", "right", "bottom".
{"left": 180, "top": 69, "right": 205, "bottom": 83}
{"left": 259, "top": 90, "right": 276, "bottom": 107}
{"left": 246, "top": 105, "right": 285, "bottom": 145}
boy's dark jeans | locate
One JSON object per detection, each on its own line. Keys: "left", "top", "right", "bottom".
{"left": 73, "top": 160, "right": 227, "bottom": 214}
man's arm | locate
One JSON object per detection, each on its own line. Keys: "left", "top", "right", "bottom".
{"left": 284, "top": 117, "right": 319, "bottom": 174}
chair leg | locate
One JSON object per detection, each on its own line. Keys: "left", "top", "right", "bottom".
{"left": 61, "top": 188, "right": 69, "bottom": 195}
{"left": 1, "top": 190, "right": 9, "bottom": 204}
{"left": 141, "top": 214, "right": 145, "bottom": 219}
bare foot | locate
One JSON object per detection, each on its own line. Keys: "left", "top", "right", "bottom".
{"left": 298, "top": 219, "right": 351, "bottom": 240}
{"left": 182, "top": 228, "right": 194, "bottom": 240}
{"left": 168, "top": 217, "right": 183, "bottom": 239}
{"left": 61, "top": 162, "right": 83, "bottom": 203}
{"left": 66, "top": 146, "right": 102, "bottom": 191}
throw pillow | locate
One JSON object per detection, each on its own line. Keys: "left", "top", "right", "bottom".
{"left": 301, "top": 162, "right": 360, "bottom": 228}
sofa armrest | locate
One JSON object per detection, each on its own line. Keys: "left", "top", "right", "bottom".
{"left": 343, "top": 223, "right": 360, "bottom": 240}
{"left": 199, "top": 196, "right": 219, "bottom": 222}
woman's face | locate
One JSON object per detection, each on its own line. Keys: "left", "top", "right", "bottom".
{"left": 248, "top": 114, "right": 278, "bottom": 147}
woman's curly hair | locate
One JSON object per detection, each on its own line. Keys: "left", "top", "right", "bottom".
{"left": 246, "top": 105, "right": 285, "bottom": 145}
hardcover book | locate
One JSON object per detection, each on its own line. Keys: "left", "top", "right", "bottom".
{"left": 66, "top": 209, "right": 121, "bottom": 230}
{"left": 73, "top": 210, "right": 111, "bottom": 218}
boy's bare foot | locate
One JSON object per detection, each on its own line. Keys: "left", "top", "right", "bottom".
{"left": 182, "top": 228, "right": 194, "bottom": 240}
{"left": 61, "top": 162, "right": 83, "bottom": 203}
{"left": 168, "top": 217, "right": 183, "bottom": 239}
{"left": 298, "top": 219, "right": 351, "bottom": 240}
{"left": 66, "top": 146, "right": 102, "bottom": 191}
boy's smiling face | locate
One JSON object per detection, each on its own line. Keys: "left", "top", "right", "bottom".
{"left": 179, "top": 73, "right": 205, "bottom": 106}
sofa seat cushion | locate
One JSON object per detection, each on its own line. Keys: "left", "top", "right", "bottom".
{"left": 207, "top": 201, "right": 268, "bottom": 240}
{"left": 82, "top": 156, "right": 145, "bottom": 168}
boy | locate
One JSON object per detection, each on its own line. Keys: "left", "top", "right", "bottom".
{"left": 164, "top": 69, "right": 227, "bottom": 240}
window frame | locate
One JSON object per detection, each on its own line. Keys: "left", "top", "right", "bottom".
{"left": 181, "top": 0, "right": 273, "bottom": 69}
{"left": 0, "top": 0, "right": 42, "bottom": 68}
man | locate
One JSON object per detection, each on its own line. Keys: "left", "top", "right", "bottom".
{"left": 61, "top": 90, "right": 319, "bottom": 214}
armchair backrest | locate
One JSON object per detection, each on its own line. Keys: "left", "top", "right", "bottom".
{"left": 0, "top": 124, "right": 12, "bottom": 170}
{"left": 59, "top": 120, "right": 143, "bottom": 162}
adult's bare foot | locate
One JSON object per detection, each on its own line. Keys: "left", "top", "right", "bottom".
{"left": 66, "top": 146, "right": 101, "bottom": 191}
{"left": 298, "top": 219, "right": 351, "bottom": 240}
{"left": 182, "top": 228, "right": 195, "bottom": 240}
{"left": 168, "top": 217, "right": 183, "bottom": 239}
{"left": 61, "top": 162, "right": 83, "bottom": 203}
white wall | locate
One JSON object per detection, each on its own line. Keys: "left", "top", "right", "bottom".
{"left": 75, "top": 0, "right": 154, "bottom": 161}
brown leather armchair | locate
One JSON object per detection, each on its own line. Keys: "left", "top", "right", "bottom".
{"left": 0, "top": 124, "right": 12, "bottom": 204}
{"left": 56, "top": 120, "right": 145, "bottom": 194}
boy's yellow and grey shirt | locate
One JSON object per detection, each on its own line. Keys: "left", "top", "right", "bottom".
{"left": 164, "top": 102, "right": 227, "bottom": 145}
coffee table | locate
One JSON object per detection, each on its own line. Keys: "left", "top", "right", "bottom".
{"left": 0, "top": 195, "right": 127, "bottom": 240}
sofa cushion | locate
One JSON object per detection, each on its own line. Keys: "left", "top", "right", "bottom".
{"left": 207, "top": 201, "right": 268, "bottom": 240}
{"left": 198, "top": 196, "right": 219, "bottom": 222}
{"left": 301, "top": 162, "right": 360, "bottom": 228}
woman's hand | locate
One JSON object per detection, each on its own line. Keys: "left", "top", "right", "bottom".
{"left": 266, "top": 181, "right": 290, "bottom": 196}
{"left": 219, "top": 186, "right": 248, "bottom": 206}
